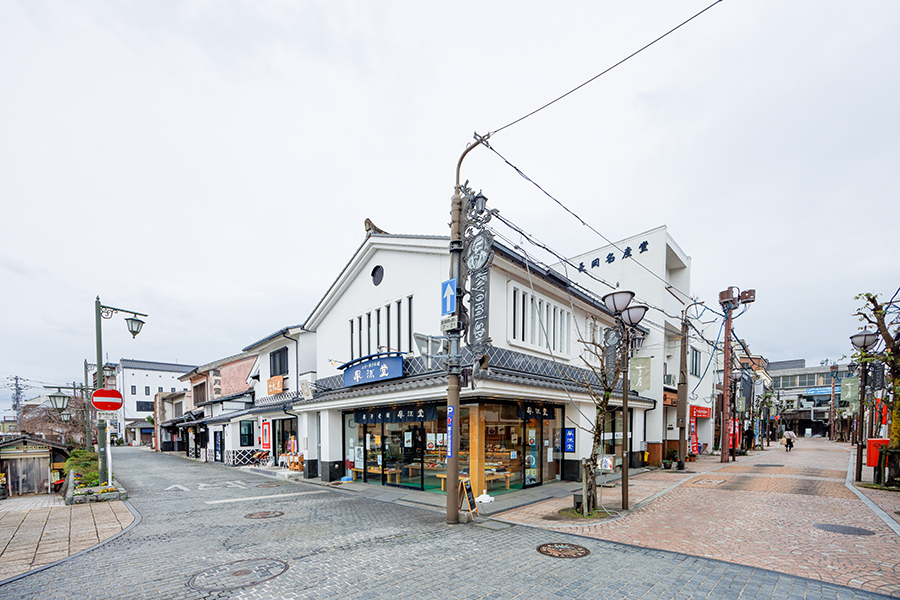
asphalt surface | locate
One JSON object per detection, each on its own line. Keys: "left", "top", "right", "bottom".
{"left": 0, "top": 446, "right": 894, "bottom": 600}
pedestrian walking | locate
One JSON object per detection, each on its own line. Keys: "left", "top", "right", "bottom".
{"left": 784, "top": 429, "right": 797, "bottom": 452}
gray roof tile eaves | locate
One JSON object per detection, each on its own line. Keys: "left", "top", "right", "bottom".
{"left": 242, "top": 325, "right": 304, "bottom": 353}
{"left": 119, "top": 359, "right": 197, "bottom": 373}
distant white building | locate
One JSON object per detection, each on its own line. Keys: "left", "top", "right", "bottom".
{"left": 115, "top": 359, "right": 195, "bottom": 440}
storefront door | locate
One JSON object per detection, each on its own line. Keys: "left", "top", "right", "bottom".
{"left": 383, "top": 422, "right": 424, "bottom": 488}
{"left": 213, "top": 431, "right": 223, "bottom": 462}
{"left": 4, "top": 457, "right": 49, "bottom": 495}
{"left": 524, "top": 418, "right": 542, "bottom": 487}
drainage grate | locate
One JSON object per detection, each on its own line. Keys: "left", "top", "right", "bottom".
{"left": 257, "top": 484, "right": 280, "bottom": 488}
{"left": 755, "top": 464, "right": 784, "bottom": 468}
{"left": 694, "top": 479, "right": 726, "bottom": 485}
{"left": 245, "top": 511, "right": 284, "bottom": 519}
{"left": 814, "top": 524, "right": 875, "bottom": 536}
{"left": 188, "top": 558, "right": 288, "bottom": 591}
{"left": 537, "top": 543, "right": 590, "bottom": 559}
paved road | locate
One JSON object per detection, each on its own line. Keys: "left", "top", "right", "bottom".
{"left": 498, "top": 438, "right": 900, "bottom": 597}
{"left": 0, "top": 447, "right": 894, "bottom": 600}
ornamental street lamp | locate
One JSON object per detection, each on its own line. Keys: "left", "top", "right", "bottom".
{"left": 47, "top": 390, "right": 69, "bottom": 414}
{"left": 95, "top": 296, "right": 147, "bottom": 486}
{"left": 850, "top": 329, "right": 879, "bottom": 482}
{"left": 45, "top": 384, "right": 92, "bottom": 448}
{"left": 601, "top": 290, "right": 648, "bottom": 511}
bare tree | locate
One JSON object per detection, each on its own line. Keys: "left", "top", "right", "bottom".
{"left": 853, "top": 292, "right": 900, "bottom": 485}
{"left": 569, "top": 325, "right": 629, "bottom": 516}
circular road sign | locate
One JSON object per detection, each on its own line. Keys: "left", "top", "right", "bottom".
{"left": 92, "top": 388, "right": 124, "bottom": 411}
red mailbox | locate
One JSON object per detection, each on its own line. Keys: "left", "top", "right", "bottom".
{"left": 866, "top": 438, "right": 890, "bottom": 467}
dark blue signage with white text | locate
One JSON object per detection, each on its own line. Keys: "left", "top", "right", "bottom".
{"left": 564, "top": 428, "right": 576, "bottom": 453}
{"left": 342, "top": 355, "right": 404, "bottom": 388}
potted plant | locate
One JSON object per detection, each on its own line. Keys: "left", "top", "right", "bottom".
{"left": 662, "top": 459, "right": 672, "bottom": 469}
{"left": 686, "top": 453, "right": 697, "bottom": 462}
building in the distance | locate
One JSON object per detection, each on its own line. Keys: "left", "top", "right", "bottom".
{"left": 115, "top": 359, "right": 195, "bottom": 442}
{"left": 768, "top": 359, "right": 851, "bottom": 438}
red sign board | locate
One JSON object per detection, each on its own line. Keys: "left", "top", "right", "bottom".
{"left": 92, "top": 388, "right": 124, "bottom": 411}
{"left": 690, "top": 405, "right": 712, "bottom": 419}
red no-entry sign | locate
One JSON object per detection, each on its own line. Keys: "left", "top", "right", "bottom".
{"left": 92, "top": 388, "right": 124, "bottom": 411}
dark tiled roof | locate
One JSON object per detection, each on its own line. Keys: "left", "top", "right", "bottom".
{"left": 0, "top": 435, "right": 70, "bottom": 452}
{"left": 119, "top": 359, "right": 196, "bottom": 373}
{"left": 300, "top": 347, "right": 653, "bottom": 407}
{"left": 241, "top": 326, "right": 304, "bottom": 353}
{"left": 204, "top": 402, "right": 294, "bottom": 425}
{"left": 194, "top": 389, "right": 253, "bottom": 407}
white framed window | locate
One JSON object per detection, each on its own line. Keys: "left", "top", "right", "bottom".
{"left": 507, "top": 282, "right": 572, "bottom": 358}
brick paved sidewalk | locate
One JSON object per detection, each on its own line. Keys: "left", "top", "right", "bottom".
{"left": 0, "top": 500, "right": 134, "bottom": 582}
{"left": 495, "top": 438, "right": 900, "bottom": 597}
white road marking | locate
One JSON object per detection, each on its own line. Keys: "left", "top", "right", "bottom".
{"left": 165, "top": 484, "right": 190, "bottom": 491}
{"left": 204, "top": 491, "right": 327, "bottom": 504}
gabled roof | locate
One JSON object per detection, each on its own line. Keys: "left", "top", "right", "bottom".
{"left": 0, "top": 434, "right": 70, "bottom": 452}
{"left": 194, "top": 389, "right": 254, "bottom": 408}
{"left": 303, "top": 233, "right": 449, "bottom": 331}
{"left": 242, "top": 326, "right": 305, "bottom": 353}
{"left": 179, "top": 352, "right": 255, "bottom": 381}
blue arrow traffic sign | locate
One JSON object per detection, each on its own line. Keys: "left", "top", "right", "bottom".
{"left": 441, "top": 279, "right": 457, "bottom": 316}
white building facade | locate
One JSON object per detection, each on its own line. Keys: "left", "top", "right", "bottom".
{"left": 564, "top": 226, "right": 719, "bottom": 464}
{"left": 115, "top": 359, "right": 195, "bottom": 442}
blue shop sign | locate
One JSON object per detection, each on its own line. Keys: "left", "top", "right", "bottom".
{"left": 340, "top": 353, "right": 404, "bottom": 388}
{"left": 805, "top": 386, "right": 840, "bottom": 396}
{"left": 564, "top": 428, "right": 576, "bottom": 453}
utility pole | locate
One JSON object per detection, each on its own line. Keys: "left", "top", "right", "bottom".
{"left": 718, "top": 287, "right": 755, "bottom": 463}
{"left": 446, "top": 140, "right": 480, "bottom": 524}
{"left": 677, "top": 301, "right": 703, "bottom": 471}
{"left": 719, "top": 289, "right": 735, "bottom": 464}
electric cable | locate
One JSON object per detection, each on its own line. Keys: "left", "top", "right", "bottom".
{"left": 489, "top": 0, "right": 724, "bottom": 137}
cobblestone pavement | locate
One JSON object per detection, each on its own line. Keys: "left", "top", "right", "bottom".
{"left": 0, "top": 446, "right": 895, "bottom": 599}
{"left": 0, "top": 498, "right": 133, "bottom": 581}
{"left": 496, "top": 438, "right": 900, "bottom": 597}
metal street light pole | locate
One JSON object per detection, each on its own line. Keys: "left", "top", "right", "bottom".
{"left": 850, "top": 329, "right": 878, "bottom": 482}
{"left": 829, "top": 364, "right": 837, "bottom": 441}
{"left": 95, "top": 296, "right": 147, "bottom": 486}
{"left": 446, "top": 141, "right": 480, "bottom": 525}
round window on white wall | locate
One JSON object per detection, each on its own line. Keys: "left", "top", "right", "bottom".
{"left": 371, "top": 265, "right": 384, "bottom": 286}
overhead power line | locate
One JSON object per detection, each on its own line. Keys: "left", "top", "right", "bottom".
{"left": 489, "top": 0, "right": 724, "bottom": 137}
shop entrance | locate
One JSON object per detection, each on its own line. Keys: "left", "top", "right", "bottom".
{"left": 384, "top": 422, "right": 424, "bottom": 487}
{"left": 524, "top": 417, "right": 542, "bottom": 488}
{"left": 4, "top": 456, "right": 49, "bottom": 496}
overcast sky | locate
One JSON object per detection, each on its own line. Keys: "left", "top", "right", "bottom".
{"left": 2, "top": 1, "right": 898, "bottom": 414}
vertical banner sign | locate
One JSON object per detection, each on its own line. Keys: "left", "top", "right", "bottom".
{"left": 690, "top": 416, "right": 698, "bottom": 455}
{"left": 262, "top": 421, "right": 271, "bottom": 451}
{"left": 447, "top": 405, "right": 454, "bottom": 459}
{"left": 564, "top": 428, "right": 576, "bottom": 453}
{"left": 464, "top": 230, "right": 494, "bottom": 355}
{"left": 630, "top": 357, "right": 651, "bottom": 392}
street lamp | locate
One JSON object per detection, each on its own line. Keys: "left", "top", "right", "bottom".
{"left": 850, "top": 329, "right": 879, "bottom": 481}
{"left": 601, "top": 290, "right": 648, "bottom": 511}
{"left": 47, "top": 390, "right": 70, "bottom": 414}
{"left": 95, "top": 296, "right": 147, "bottom": 485}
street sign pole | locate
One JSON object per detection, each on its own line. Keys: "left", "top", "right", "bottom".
{"left": 95, "top": 297, "right": 109, "bottom": 485}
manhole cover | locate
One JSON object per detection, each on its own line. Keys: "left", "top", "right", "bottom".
{"left": 257, "top": 484, "right": 280, "bottom": 488}
{"left": 245, "top": 511, "right": 284, "bottom": 519}
{"left": 188, "top": 558, "right": 288, "bottom": 591}
{"left": 537, "top": 543, "right": 590, "bottom": 559}
{"left": 814, "top": 524, "right": 875, "bottom": 536}
{"left": 755, "top": 464, "right": 784, "bottom": 468}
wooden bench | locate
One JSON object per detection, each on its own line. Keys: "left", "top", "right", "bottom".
{"left": 436, "top": 471, "right": 512, "bottom": 492}
{"left": 350, "top": 467, "right": 401, "bottom": 484}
